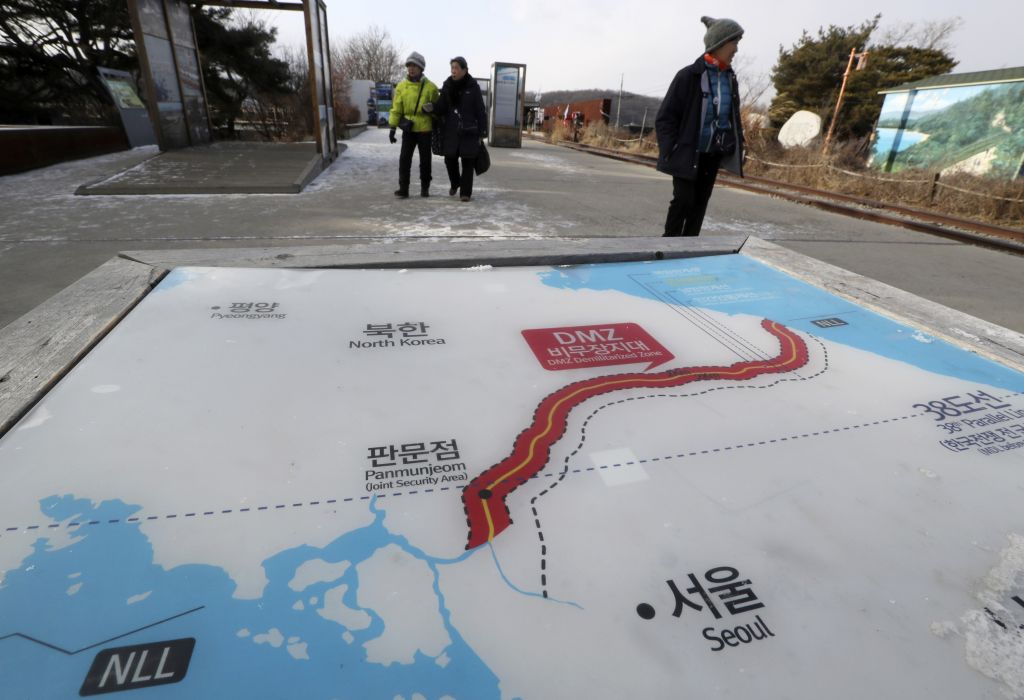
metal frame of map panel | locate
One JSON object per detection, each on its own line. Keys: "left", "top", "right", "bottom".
{"left": 127, "top": 0, "right": 213, "bottom": 150}
{"left": 317, "top": 0, "right": 337, "bottom": 158}
{"left": 304, "top": 0, "right": 327, "bottom": 160}
{"left": 2, "top": 235, "right": 1022, "bottom": 442}
{"left": 128, "top": 0, "right": 180, "bottom": 150}
{"left": 164, "top": 0, "right": 212, "bottom": 145}
{"left": 131, "top": 0, "right": 325, "bottom": 151}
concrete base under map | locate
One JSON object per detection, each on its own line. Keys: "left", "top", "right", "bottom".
{"left": 75, "top": 142, "right": 339, "bottom": 196}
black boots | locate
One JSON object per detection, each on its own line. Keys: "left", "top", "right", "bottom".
{"left": 396, "top": 181, "right": 430, "bottom": 198}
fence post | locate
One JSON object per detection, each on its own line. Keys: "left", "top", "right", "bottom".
{"left": 929, "top": 172, "right": 941, "bottom": 204}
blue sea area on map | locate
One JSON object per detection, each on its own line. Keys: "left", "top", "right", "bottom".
{"left": 0, "top": 495, "right": 501, "bottom": 699}
{"left": 152, "top": 267, "right": 200, "bottom": 292}
{"left": 539, "top": 256, "right": 1024, "bottom": 393}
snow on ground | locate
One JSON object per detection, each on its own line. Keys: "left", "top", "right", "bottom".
{"left": 0, "top": 128, "right": 581, "bottom": 244}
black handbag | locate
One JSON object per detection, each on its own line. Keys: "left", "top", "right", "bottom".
{"left": 474, "top": 142, "right": 490, "bottom": 175}
{"left": 431, "top": 120, "right": 444, "bottom": 156}
{"left": 709, "top": 125, "right": 736, "bottom": 156}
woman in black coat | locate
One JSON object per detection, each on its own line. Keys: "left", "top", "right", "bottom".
{"left": 655, "top": 16, "right": 745, "bottom": 236}
{"left": 425, "top": 56, "right": 487, "bottom": 202}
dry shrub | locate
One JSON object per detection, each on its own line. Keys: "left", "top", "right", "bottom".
{"left": 743, "top": 138, "right": 1024, "bottom": 228}
{"left": 577, "top": 121, "right": 658, "bottom": 155}
{"left": 546, "top": 120, "right": 570, "bottom": 144}
{"left": 929, "top": 172, "right": 1024, "bottom": 223}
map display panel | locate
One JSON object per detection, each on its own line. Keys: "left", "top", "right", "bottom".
{"left": 1, "top": 256, "right": 1023, "bottom": 699}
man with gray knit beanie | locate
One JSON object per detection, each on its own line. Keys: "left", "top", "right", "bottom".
{"left": 655, "top": 16, "right": 745, "bottom": 236}
{"left": 389, "top": 51, "right": 439, "bottom": 197}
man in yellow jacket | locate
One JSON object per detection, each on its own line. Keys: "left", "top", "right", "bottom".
{"left": 389, "top": 51, "right": 440, "bottom": 197}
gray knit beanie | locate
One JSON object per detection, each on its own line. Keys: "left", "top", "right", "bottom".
{"left": 405, "top": 51, "right": 426, "bottom": 70}
{"left": 701, "top": 16, "right": 744, "bottom": 52}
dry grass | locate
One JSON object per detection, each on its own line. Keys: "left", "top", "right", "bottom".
{"left": 563, "top": 117, "right": 1024, "bottom": 228}
{"left": 744, "top": 131, "right": 1024, "bottom": 228}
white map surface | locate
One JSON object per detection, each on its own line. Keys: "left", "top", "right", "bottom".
{"left": 1, "top": 256, "right": 1023, "bottom": 699}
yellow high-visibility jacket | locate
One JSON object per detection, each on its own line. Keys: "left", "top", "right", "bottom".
{"left": 388, "top": 77, "right": 440, "bottom": 133}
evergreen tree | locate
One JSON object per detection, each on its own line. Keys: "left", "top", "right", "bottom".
{"left": 838, "top": 46, "right": 958, "bottom": 140}
{"left": 1, "top": 1, "right": 296, "bottom": 133}
{"left": 769, "top": 15, "right": 957, "bottom": 141}
{"left": 194, "top": 8, "right": 293, "bottom": 136}
{"left": 0, "top": 0, "right": 135, "bottom": 123}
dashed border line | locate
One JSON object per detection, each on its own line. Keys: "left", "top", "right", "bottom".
{"left": 528, "top": 368, "right": 1023, "bottom": 596}
{"left": 1, "top": 385, "right": 1021, "bottom": 541}
{"left": 527, "top": 335, "right": 832, "bottom": 596}
{"left": 0, "top": 492, "right": 466, "bottom": 536}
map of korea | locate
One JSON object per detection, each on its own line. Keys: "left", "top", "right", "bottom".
{"left": 462, "top": 319, "right": 809, "bottom": 548}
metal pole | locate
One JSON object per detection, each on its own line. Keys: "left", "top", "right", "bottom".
{"left": 638, "top": 107, "right": 647, "bottom": 146}
{"left": 823, "top": 47, "right": 857, "bottom": 153}
{"left": 615, "top": 73, "right": 623, "bottom": 129}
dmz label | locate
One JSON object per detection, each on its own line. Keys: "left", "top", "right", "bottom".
{"left": 80, "top": 638, "right": 195, "bottom": 695}
{"left": 521, "top": 323, "right": 674, "bottom": 371}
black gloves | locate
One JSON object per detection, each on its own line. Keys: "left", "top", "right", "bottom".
{"left": 389, "top": 128, "right": 397, "bottom": 144}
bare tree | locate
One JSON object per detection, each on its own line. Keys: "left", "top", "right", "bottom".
{"left": 275, "top": 45, "right": 313, "bottom": 139}
{"left": 733, "top": 55, "right": 772, "bottom": 109}
{"left": 877, "top": 17, "right": 963, "bottom": 53}
{"left": 335, "top": 24, "right": 403, "bottom": 84}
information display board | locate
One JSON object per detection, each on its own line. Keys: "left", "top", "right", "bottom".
{"left": 127, "top": 0, "right": 211, "bottom": 150}
{"left": 489, "top": 62, "right": 525, "bottom": 148}
{"left": 1, "top": 256, "right": 1023, "bottom": 698}
{"left": 98, "top": 67, "right": 157, "bottom": 148}
{"left": 493, "top": 66, "right": 520, "bottom": 127}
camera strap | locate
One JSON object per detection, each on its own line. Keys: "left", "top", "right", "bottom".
{"left": 413, "top": 80, "right": 426, "bottom": 116}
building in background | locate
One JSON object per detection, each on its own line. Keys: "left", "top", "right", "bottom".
{"left": 870, "top": 67, "right": 1024, "bottom": 180}
{"left": 540, "top": 98, "right": 611, "bottom": 133}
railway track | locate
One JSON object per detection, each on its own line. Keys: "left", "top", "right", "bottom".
{"left": 548, "top": 139, "right": 1024, "bottom": 254}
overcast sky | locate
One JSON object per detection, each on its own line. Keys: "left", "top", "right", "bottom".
{"left": 267, "top": 0, "right": 1022, "bottom": 100}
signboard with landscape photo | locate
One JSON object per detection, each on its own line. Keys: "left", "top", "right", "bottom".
{"left": 871, "top": 81, "right": 1024, "bottom": 178}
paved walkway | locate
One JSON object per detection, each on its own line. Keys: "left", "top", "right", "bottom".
{"left": 1, "top": 127, "right": 1022, "bottom": 332}
{"left": 76, "top": 141, "right": 331, "bottom": 195}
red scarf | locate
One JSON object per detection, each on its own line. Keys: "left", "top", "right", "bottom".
{"left": 704, "top": 53, "right": 730, "bottom": 70}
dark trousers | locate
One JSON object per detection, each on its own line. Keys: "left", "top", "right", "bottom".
{"left": 399, "top": 130, "right": 432, "bottom": 190}
{"left": 445, "top": 156, "right": 476, "bottom": 197}
{"left": 663, "top": 153, "right": 721, "bottom": 236}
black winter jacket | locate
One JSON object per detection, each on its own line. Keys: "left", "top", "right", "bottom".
{"left": 655, "top": 56, "right": 744, "bottom": 179}
{"left": 434, "top": 74, "right": 487, "bottom": 159}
